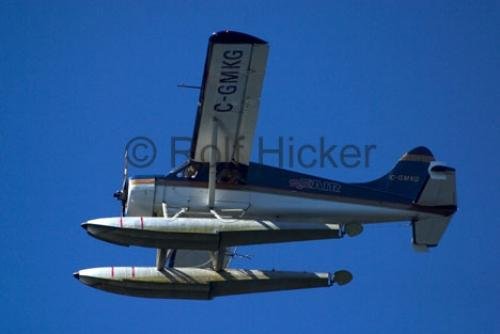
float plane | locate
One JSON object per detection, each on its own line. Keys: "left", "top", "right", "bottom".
{"left": 74, "top": 31, "right": 457, "bottom": 300}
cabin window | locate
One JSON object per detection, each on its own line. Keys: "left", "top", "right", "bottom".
{"left": 174, "top": 163, "right": 200, "bottom": 179}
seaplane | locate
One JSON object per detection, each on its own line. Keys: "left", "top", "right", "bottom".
{"left": 74, "top": 31, "right": 457, "bottom": 300}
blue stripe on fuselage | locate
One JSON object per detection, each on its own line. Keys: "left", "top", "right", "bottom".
{"left": 133, "top": 161, "right": 421, "bottom": 205}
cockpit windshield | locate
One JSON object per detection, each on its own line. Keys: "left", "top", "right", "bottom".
{"left": 169, "top": 161, "right": 202, "bottom": 180}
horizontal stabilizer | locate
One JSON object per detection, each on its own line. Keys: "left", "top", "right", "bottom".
{"left": 412, "top": 216, "right": 451, "bottom": 248}
{"left": 412, "top": 161, "right": 457, "bottom": 248}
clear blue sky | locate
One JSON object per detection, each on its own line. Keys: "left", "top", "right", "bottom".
{"left": 1, "top": 1, "right": 499, "bottom": 333}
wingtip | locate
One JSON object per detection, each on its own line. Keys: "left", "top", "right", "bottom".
{"left": 210, "top": 30, "right": 267, "bottom": 44}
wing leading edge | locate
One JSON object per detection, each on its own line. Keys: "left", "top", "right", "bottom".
{"left": 190, "top": 31, "right": 269, "bottom": 166}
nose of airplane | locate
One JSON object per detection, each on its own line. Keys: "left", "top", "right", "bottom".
{"left": 73, "top": 272, "right": 80, "bottom": 280}
{"left": 81, "top": 223, "right": 89, "bottom": 231}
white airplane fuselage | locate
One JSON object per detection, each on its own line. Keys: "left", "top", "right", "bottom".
{"left": 118, "top": 154, "right": 456, "bottom": 263}
{"left": 127, "top": 180, "right": 435, "bottom": 224}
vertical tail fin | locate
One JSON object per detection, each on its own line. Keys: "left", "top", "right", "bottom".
{"left": 364, "top": 146, "right": 436, "bottom": 203}
{"left": 365, "top": 146, "right": 457, "bottom": 248}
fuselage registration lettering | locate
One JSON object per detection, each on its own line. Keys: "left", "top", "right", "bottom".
{"left": 289, "top": 178, "right": 342, "bottom": 193}
{"left": 214, "top": 50, "right": 243, "bottom": 113}
{"left": 389, "top": 174, "right": 420, "bottom": 182}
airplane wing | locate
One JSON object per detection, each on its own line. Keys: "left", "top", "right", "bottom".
{"left": 190, "top": 31, "right": 269, "bottom": 166}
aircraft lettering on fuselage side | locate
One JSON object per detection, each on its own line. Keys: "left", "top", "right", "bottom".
{"left": 289, "top": 178, "right": 342, "bottom": 193}
{"left": 214, "top": 50, "right": 244, "bottom": 113}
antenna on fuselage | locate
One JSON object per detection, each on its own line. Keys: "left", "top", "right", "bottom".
{"left": 177, "top": 83, "right": 201, "bottom": 90}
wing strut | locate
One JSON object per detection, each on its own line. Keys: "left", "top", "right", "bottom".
{"left": 211, "top": 250, "right": 226, "bottom": 272}
{"left": 156, "top": 249, "right": 167, "bottom": 270}
{"left": 155, "top": 203, "right": 170, "bottom": 271}
{"left": 156, "top": 249, "right": 176, "bottom": 270}
{"left": 207, "top": 117, "right": 219, "bottom": 209}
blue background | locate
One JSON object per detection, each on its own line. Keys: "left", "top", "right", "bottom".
{"left": 1, "top": 1, "right": 499, "bottom": 333}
